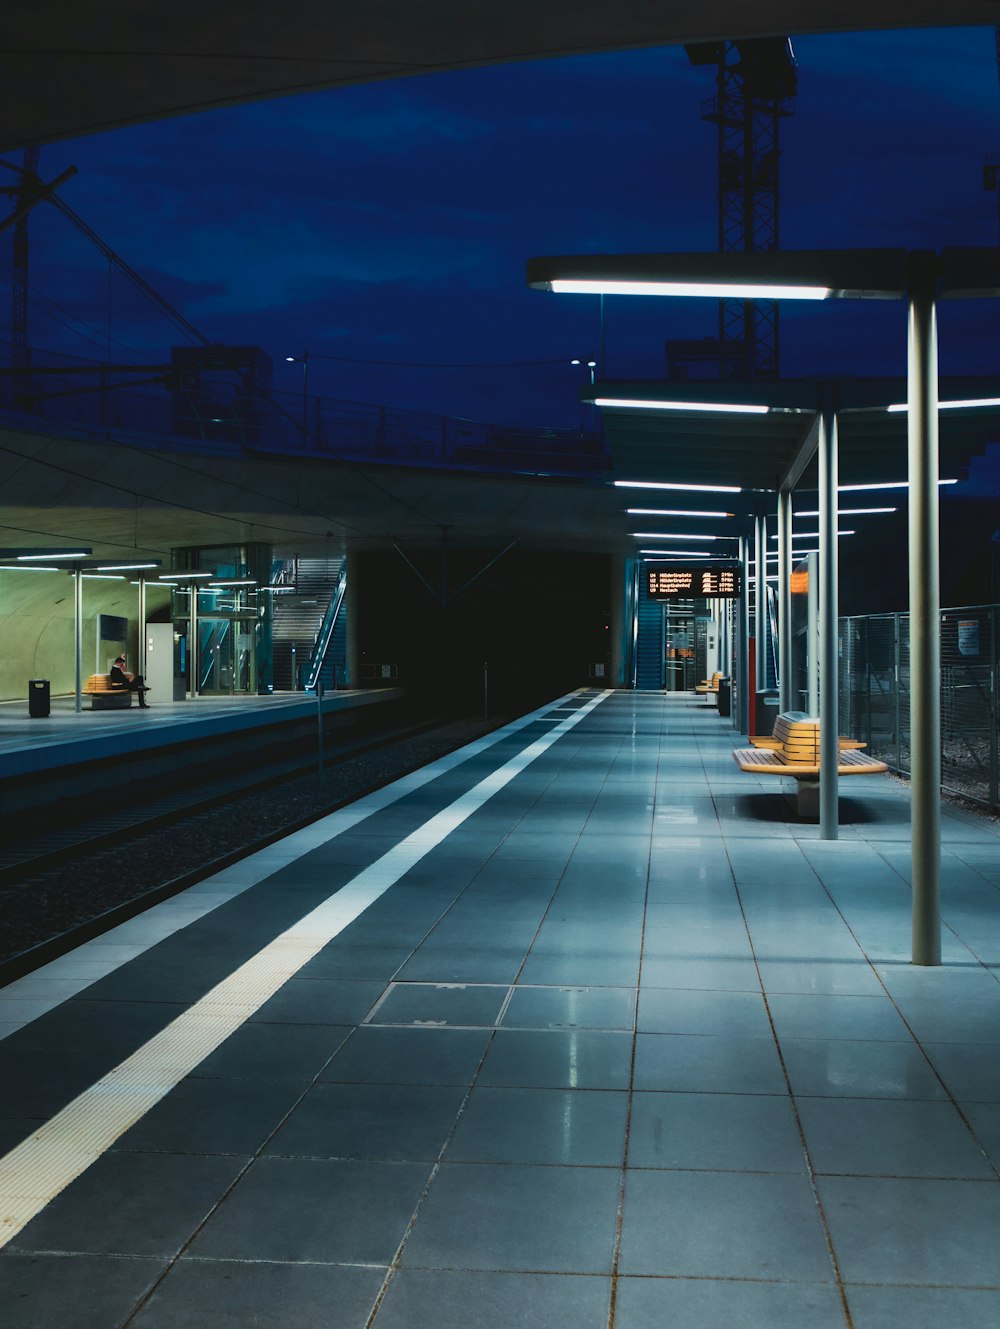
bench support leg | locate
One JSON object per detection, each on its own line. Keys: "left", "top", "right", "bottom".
{"left": 796, "top": 778, "right": 819, "bottom": 820}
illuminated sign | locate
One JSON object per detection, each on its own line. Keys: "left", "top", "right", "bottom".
{"left": 646, "top": 566, "right": 742, "bottom": 599}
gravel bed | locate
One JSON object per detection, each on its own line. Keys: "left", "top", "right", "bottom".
{"left": 0, "top": 716, "right": 506, "bottom": 972}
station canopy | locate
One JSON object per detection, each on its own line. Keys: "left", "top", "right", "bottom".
{"left": 594, "top": 377, "right": 1000, "bottom": 500}
{"left": 2, "top": 1, "right": 995, "bottom": 150}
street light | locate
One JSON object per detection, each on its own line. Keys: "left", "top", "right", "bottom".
{"left": 286, "top": 350, "right": 309, "bottom": 437}
{"left": 530, "top": 244, "right": 1000, "bottom": 967}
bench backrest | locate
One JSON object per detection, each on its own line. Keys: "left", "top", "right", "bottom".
{"left": 773, "top": 713, "right": 820, "bottom": 763}
{"left": 85, "top": 673, "right": 120, "bottom": 693}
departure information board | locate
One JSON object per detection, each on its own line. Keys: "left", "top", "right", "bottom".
{"left": 646, "top": 566, "right": 741, "bottom": 599}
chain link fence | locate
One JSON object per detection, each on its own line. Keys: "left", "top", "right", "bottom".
{"left": 839, "top": 605, "right": 998, "bottom": 811}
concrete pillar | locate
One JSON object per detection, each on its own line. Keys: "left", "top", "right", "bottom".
{"left": 818, "top": 404, "right": 839, "bottom": 840}
{"left": 907, "top": 257, "right": 942, "bottom": 966}
{"left": 609, "top": 554, "right": 626, "bottom": 687}
{"left": 345, "top": 550, "right": 361, "bottom": 690}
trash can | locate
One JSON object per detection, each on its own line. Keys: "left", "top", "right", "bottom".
{"left": 716, "top": 677, "right": 732, "bottom": 717}
{"left": 754, "top": 687, "right": 780, "bottom": 736}
{"left": 28, "top": 678, "right": 50, "bottom": 718}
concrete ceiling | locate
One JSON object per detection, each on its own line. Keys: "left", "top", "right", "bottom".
{"left": 2, "top": 373, "right": 995, "bottom": 564}
{"left": 0, "top": 423, "right": 639, "bottom": 561}
{"left": 3, "top": 1, "right": 998, "bottom": 150}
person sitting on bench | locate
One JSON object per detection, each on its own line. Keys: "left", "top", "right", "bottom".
{"left": 109, "top": 654, "right": 151, "bottom": 708}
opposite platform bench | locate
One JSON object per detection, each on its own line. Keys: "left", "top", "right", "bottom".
{"left": 83, "top": 673, "right": 132, "bottom": 710}
{"left": 695, "top": 671, "right": 723, "bottom": 700}
{"left": 733, "top": 712, "right": 887, "bottom": 818}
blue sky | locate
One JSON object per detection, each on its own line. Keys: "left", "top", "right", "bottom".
{"left": 5, "top": 24, "right": 1000, "bottom": 440}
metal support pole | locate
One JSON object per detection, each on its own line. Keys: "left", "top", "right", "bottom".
{"left": 908, "top": 257, "right": 941, "bottom": 966}
{"left": 738, "top": 534, "right": 751, "bottom": 734}
{"left": 138, "top": 574, "right": 147, "bottom": 680}
{"left": 189, "top": 581, "right": 199, "bottom": 697}
{"left": 818, "top": 403, "right": 840, "bottom": 839}
{"left": 74, "top": 564, "right": 83, "bottom": 713}
{"left": 754, "top": 512, "right": 766, "bottom": 714}
{"left": 778, "top": 488, "right": 792, "bottom": 711}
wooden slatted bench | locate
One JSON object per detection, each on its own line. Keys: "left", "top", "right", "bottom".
{"left": 83, "top": 673, "right": 132, "bottom": 710}
{"left": 733, "top": 712, "right": 887, "bottom": 817}
{"left": 748, "top": 712, "right": 867, "bottom": 753}
{"left": 695, "top": 671, "right": 723, "bottom": 699}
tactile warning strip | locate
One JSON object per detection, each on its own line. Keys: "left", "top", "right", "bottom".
{"left": 0, "top": 689, "right": 610, "bottom": 1246}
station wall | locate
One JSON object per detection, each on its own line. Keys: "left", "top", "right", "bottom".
{"left": 352, "top": 548, "right": 613, "bottom": 715}
{"left": 0, "top": 572, "right": 171, "bottom": 701}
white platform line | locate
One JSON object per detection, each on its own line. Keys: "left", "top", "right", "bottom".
{"left": 0, "top": 690, "right": 610, "bottom": 1246}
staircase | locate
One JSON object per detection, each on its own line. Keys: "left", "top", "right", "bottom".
{"left": 271, "top": 557, "right": 345, "bottom": 691}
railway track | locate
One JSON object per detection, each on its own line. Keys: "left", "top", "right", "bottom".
{"left": 0, "top": 713, "right": 503, "bottom": 984}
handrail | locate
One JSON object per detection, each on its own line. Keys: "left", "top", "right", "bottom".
{"left": 303, "top": 567, "right": 347, "bottom": 692}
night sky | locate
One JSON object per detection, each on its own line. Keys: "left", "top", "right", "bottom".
{"left": 4, "top": 23, "right": 1000, "bottom": 497}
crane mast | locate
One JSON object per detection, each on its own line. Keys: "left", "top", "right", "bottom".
{"left": 669, "top": 38, "right": 797, "bottom": 381}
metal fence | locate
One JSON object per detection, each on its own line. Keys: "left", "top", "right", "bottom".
{"left": 0, "top": 372, "right": 609, "bottom": 480}
{"left": 839, "top": 605, "right": 999, "bottom": 811}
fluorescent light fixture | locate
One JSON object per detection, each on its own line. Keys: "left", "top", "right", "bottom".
{"left": 208, "top": 579, "right": 257, "bottom": 587}
{"left": 159, "top": 571, "right": 215, "bottom": 581}
{"left": 16, "top": 551, "right": 89, "bottom": 561}
{"left": 795, "top": 507, "right": 896, "bottom": 517}
{"left": 770, "top": 530, "right": 855, "bottom": 540}
{"left": 95, "top": 562, "right": 160, "bottom": 571}
{"left": 640, "top": 550, "right": 713, "bottom": 558}
{"left": 627, "top": 508, "right": 734, "bottom": 518}
{"left": 631, "top": 532, "right": 722, "bottom": 541}
{"left": 551, "top": 279, "right": 831, "bottom": 300}
{"left": 82, "top": 573, "right": 125, "bottom": 580}
{"left": 595, "top": 396, "right": 769, "bottom": 414}
{"left": 614, "top": 480, "right": 743, "bottom": 494}
{"left": 256, "top": 585, "right": 296, "bottom": 593}
{"left": 886, "top": 397, "right": 1000, "bottom": 412}
{"left": 3, "top": 564, "right": 61, "bottom": 572}
{"left": 837, "top": 479, "right": 959, "bottom": 492}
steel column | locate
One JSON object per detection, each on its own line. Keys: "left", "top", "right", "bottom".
{"left": 777, "top": 488, "right": 792, "bottom": 711}
{"left": 907, "top": 259, "right": 942, "bottom": 966}
{"left": 138, "top": 574, "right": 147, "bottom": 680}
{"left": 190, "top": 582, "right": 199, "bottom": 697}
{"left": 74, "top": 565, "right": 83, "bottom": 713}
{"left": 739, "top": 534, "right": 751, "bottom": 734}
{"left": 754, "top": 513, "right": 766, "bottom": 702}
{"left": 818, "top": 404, "right": 839, "bottom": 839}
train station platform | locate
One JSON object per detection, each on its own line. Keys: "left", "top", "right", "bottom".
{"left": 0, "top": 689, "right": 406, "bottom": 780}
{"left": 0, "top": 688, "right": 407, "bottom": 827}
{"left": 1, "top": 689, "right": 999, "bottom": 1328}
